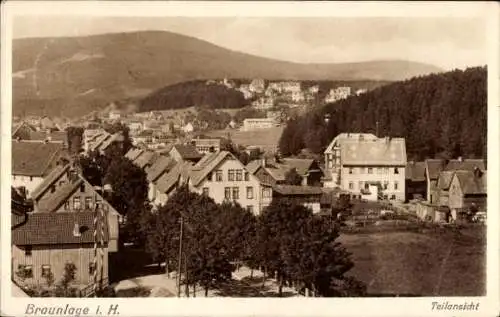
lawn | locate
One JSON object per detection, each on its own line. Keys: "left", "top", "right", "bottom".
{"left": 339, "top": 225, "right": 486, "bottom": 296}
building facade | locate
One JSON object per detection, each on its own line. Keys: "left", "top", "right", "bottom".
{"left": 242, "top": 118, "right": 276, "bottom": 131}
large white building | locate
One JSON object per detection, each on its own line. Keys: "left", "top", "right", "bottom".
{"left": 325, "top": 86, "right": 352, "bottom": 103}
{"left": 323, "top": 133, "right": 407, "bottom": 201}
{"left": 241, "top": 118, "right": 277, "bottom": 131}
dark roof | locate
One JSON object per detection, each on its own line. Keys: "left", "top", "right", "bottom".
{"left": 444, "top": 159, "right": 485, "bottom": 172}
{"left": 146, "top": 155, "right": 176, "bottom": 183}
{"left": 37, "top": 179, "right": 83, "bottom": 212}
{"left": 406, "top": 161, "right": 426, "bottom": 181}
{"left": 425, "top": 159, "right": 445, "bottom": 180}
{"left": 455, "top": 170, "right": 487, "bottom": 195}
{"left": 29, "top": 131, "right": 68, "bottom": 143}
{"left": 273, "top": 185, "right": 324, "bottom": 196}
{"left": 12, "top": 211, "right": 109, "bottom": 245}
{"left": 134, "top": 151, "right": 158, "bottom": 169}
{"left": 172, "top": 144, "right": 203, "bottom": 160}
{"left": 31, "top": 164, "right": 70, "bottom": 200}
{"left": 12, "top": 141, "right": 64, "bottom": 177}
{"left": 156, "top": 161, "right": 192, "bottom": 194}
{"left": 280, "top": 158, "right": 316, "bottom": 175}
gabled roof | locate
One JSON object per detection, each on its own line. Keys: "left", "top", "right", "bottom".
{"left": 99, "top": 133, "right": 124, "bottom": 151}
{"left": 12, "top": 141, "right": 64, "bottom": 177}
{"left": 246, "top": 160, "right": 262, "bottom": 175}
{"left": 324, "top": 133, "right": 378, "bottom": 154}
{"left": 134, "top": 151, "right": 159, "bottom": 169}
{"left": 444, "top": 159, "right": 485, "bottom": 172}
{"left": 189, "top": 151, "right": 236, "bottom": 187}
{"left": 406, "top": 161, "right": 426, "bottom": 181}
{"left": 340, "top": 138, "right": 406, "bottom": 166}
{"left": 425, "top": 159, "right": 445, "bottom": 180}
{"left": 454, "top": 170, "right": 487, "bottom": 195}
{"left": 273, "top": 185, "right": 324, "bottom": 196}
{"left": 280, "top": 158, "right": 316, "bottom": 175}
{"left": 171, "top": 144, "right": 203, "bottom": 160}
{"left": 437, "top": 171, "right": 455, "bottom": 190}
{"left": 29, "top": 131, "right": 68, "bottom": 143}
{"left": 12, "top": 211, "right": 109, "bottom": 245}
{"left": 156, "top": 161, "right": 193, "bottom": 194}
{"left": 37, "top": 178, "right": 84, "bottom": 212}
{"left": 125, "top": 148, "right": 144, "bottom": 161}
{"left": 31, "top": 164, "right": 70, "bottom": 200}
{"left": 146, "top": 155, "right": 176, "bottom": 183}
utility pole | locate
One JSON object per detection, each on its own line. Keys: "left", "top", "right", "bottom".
{"left": 177, "top": 217, "right": 184, "bottom": 298}
{"left": 376, "top": 121, "right": 379, "bottom": 137}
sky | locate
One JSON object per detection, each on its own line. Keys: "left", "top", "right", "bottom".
{"left": 13, "top": 16, "right": 488, "bottom": 71}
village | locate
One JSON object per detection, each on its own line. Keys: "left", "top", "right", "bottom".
{"left": 11, "top": 82, "right": 487, "bottom": 297}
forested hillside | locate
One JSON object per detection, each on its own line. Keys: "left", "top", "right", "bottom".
{"left": 279, "top": 67, "right": 487, "bottom": 162}
{"left": 138, "top": 81, "right": 249, "bottom": 111}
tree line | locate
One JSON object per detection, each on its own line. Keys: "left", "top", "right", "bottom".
{"left": 144, "top": 185, "right": 365, "bottom": 297}
{"left": 279, "top": 67, "right": 487, "bottom": 162}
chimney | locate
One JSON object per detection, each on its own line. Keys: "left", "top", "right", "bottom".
{"left": 73, "top": 223, "right": 81, "bottom": 237}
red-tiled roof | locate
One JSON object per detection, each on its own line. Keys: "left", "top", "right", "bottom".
{"left": 12, "top": 211, "right": 109, "bottom": 245}
{"left": 12, "top": 141, "right": 64, "bottom": 177}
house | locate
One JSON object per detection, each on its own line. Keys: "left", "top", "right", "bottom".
{"left": 448, "top": 168, "right": 487, "bottom": 221}
{"left": 133, "top": 150, "right": 160, "bottom": 170}
{"left": 12, "top": 122, "right": 37, "bottom": 140}
{"left": 323, "top": 133, "right": 407, "bottom": 201}
{"left": 146, "top": 155, "right": 177, "bottom": 204}
{"left": 424, "top": 158, "right": 485, "bottom": 204}
{"left": 40, "top": 116, "right": 57, "bottom": 131}
{"left": 272, "top": 185, "right": 323, "bottom": 213}
{"left": 355, "top": 89, "right": 367, "bottom": 96}
{"left": 436, "top": 171, "right": 455, "bottom": 207}
{"left": 108, "top": 109, "right": 121, "bottom": 121}
{"left": 247, "top": 157, "right": 323, "bottom": 187}
{"left": 169, "top": 144, "right": 203, "bottom": 163}
{"left": 128, "top": 122, "right": 143, "bottom": 133}
{"left": 249, "top": 79, "right": 265, "bottom": 93}
{"left": 28, "top": 163, "right": 120, "bottom": 251}
{"left": 182, "top": 122, "right": 194, "bottom": 134}
{"left": 153, "top": 161, "right": 194, "bottom": 206}
{"left": 242, "top": 118, "right": 276, "bottom": 131}
{"left": 405, "top": 161, "right": 427, "bottom": 201}
{"left": 11, "top": 211, "right": 112, "bottom": 291}
{"left": 85, "top": 131, "right": 124, "bottom": 155}
{"left": 323, "top": 133, "right": 378, "bottom": 187}
{"left": 325, "top": 86, "right": 352, "bottom": 103}
{"left": 12, "top": 141, "right": 66, "bottom": 198}
{"left": 191, "top": 138, "right": 221, "bottom": 154}
{"left": 251, "top": 97, "right": 274, "bottom": 110}
{"left": 187, "top": 151, "right": 272, "bottom": 215}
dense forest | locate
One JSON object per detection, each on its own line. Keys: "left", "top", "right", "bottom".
{"left": 138, "top": 81, "right": 249, "bottom": 111}
{"left": 279, "top": 67, "right": 487, "bottom": 162}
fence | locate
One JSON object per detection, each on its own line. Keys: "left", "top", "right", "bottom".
{"left": 12, "top": 277, "right": 109, "bottom": 297}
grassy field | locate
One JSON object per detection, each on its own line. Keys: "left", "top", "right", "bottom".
{"left": 339, "top": 225, "right": 486, "bottom": 296}
{"left": 205, "top": 126, "right": 285, "bottom": 153}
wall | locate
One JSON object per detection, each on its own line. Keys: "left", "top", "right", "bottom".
{"left": 255, "top": 167, "right": 276, "bottom": 186}
{"left": 190, "top": 157, "right": 265, "bottom": 215}
{"left": 12, "top": 175, "right": 44, "bottom": 198}
{"left": 12, "top": 243, "right": 108, "bottom": 288}
{"left": 341, "top": 165, "right": 406, "bottom": 201}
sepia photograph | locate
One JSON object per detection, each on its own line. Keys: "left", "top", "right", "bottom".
{"left": 1, "top": 1, "right": 499, "bottom": 317}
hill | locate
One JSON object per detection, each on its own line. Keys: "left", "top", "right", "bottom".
{"left": 13, "top": 30, "right": 442, "bottom": 117}
{"left": 279, "top": 66, "right": 487, "bottom": 162}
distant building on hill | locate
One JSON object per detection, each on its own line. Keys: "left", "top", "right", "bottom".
{"left": 249, "top": 79, "right": 265, "bottom": 93}
{"left": 325, "top": 86, "right": 352, "bottom": 103}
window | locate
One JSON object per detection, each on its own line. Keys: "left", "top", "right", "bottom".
{"left": 391, "top": 195, "right": 396, "bottom": 200}
{"left": 73, "top": 197, "right": 81, "bottom": 210}
{"left": 89, "top": 262, "right": 96, "bottom": 275}
{"left": 25, "top": 245, "right": 32, "bottom": 256}
{"left": 224, "top": 187, "right": 231, "bottom": 200}
{"left": 348, "top": 182, "right": 354, "bottom": 190}
{"left": 246, "top": 187, "right": 254, "bottom": 199}
{"left": 80, "top": 184, "right": 85, "bottom": 192}
{"left": 18, "top": 265, "right": 33, "bottom": 278}
{"left": 244, "top": 172, "right": 249, "bottom": 181}
{"left": 358, "top": 181, "right": 363, "bottom": 190}
{"left": 64, "top": 200, "right": 70, "bottom": 210}
{"left": 232, "top": 187, "right": 239, "bottom": 200}
{"left": 262, "top": 187, "right": 272, "bottom": 198}
{"left": 348, "top": 168, "right": 353, "bottom": 174}
{"left": 383, "top": 195, "right": 388, "bottom": 200}
{"left": 368, "top": 167, "right": 373, "bottom": 174}
{"left": 202, "top": 187, "right": 209, "bottom": 196}
{"left": 365, "top": 183, "right": 370, "bottom": 190}
{"left": 394, "top": 167, "right": 399, "bottom": 174}
{"left": 383, "top": 181, "right": 389, "bottom": 190}
{"left": 394, "top": 182, "right": 399, "bottom": 190}
{"left": 384, "top": 167, "right": 389, "bottom": 174}
{"left": 228, "top": 169, "right": 235, "bottom": 181}
{"left": 30, "top": 176, "right": 33, "bottom": 181}
{"left": 207, "top": 172, "right": 213, "bottom": 182}
{"left": 41, "top": 265, "right": 51, "bottom": 278}
{"left": 236, "top": 170, "right": 243, "bottom": 181}
{"left": 84, "top": 197, "right": 92, "bottom": 209}
{"left": 50, "top": 185, "right": 56, "bottom": 193}
{"left": 247, "top": 205, "right": 254, "bottom": 214}
{"left": 216, "top": 170, "right": 223, "bottom": 182}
